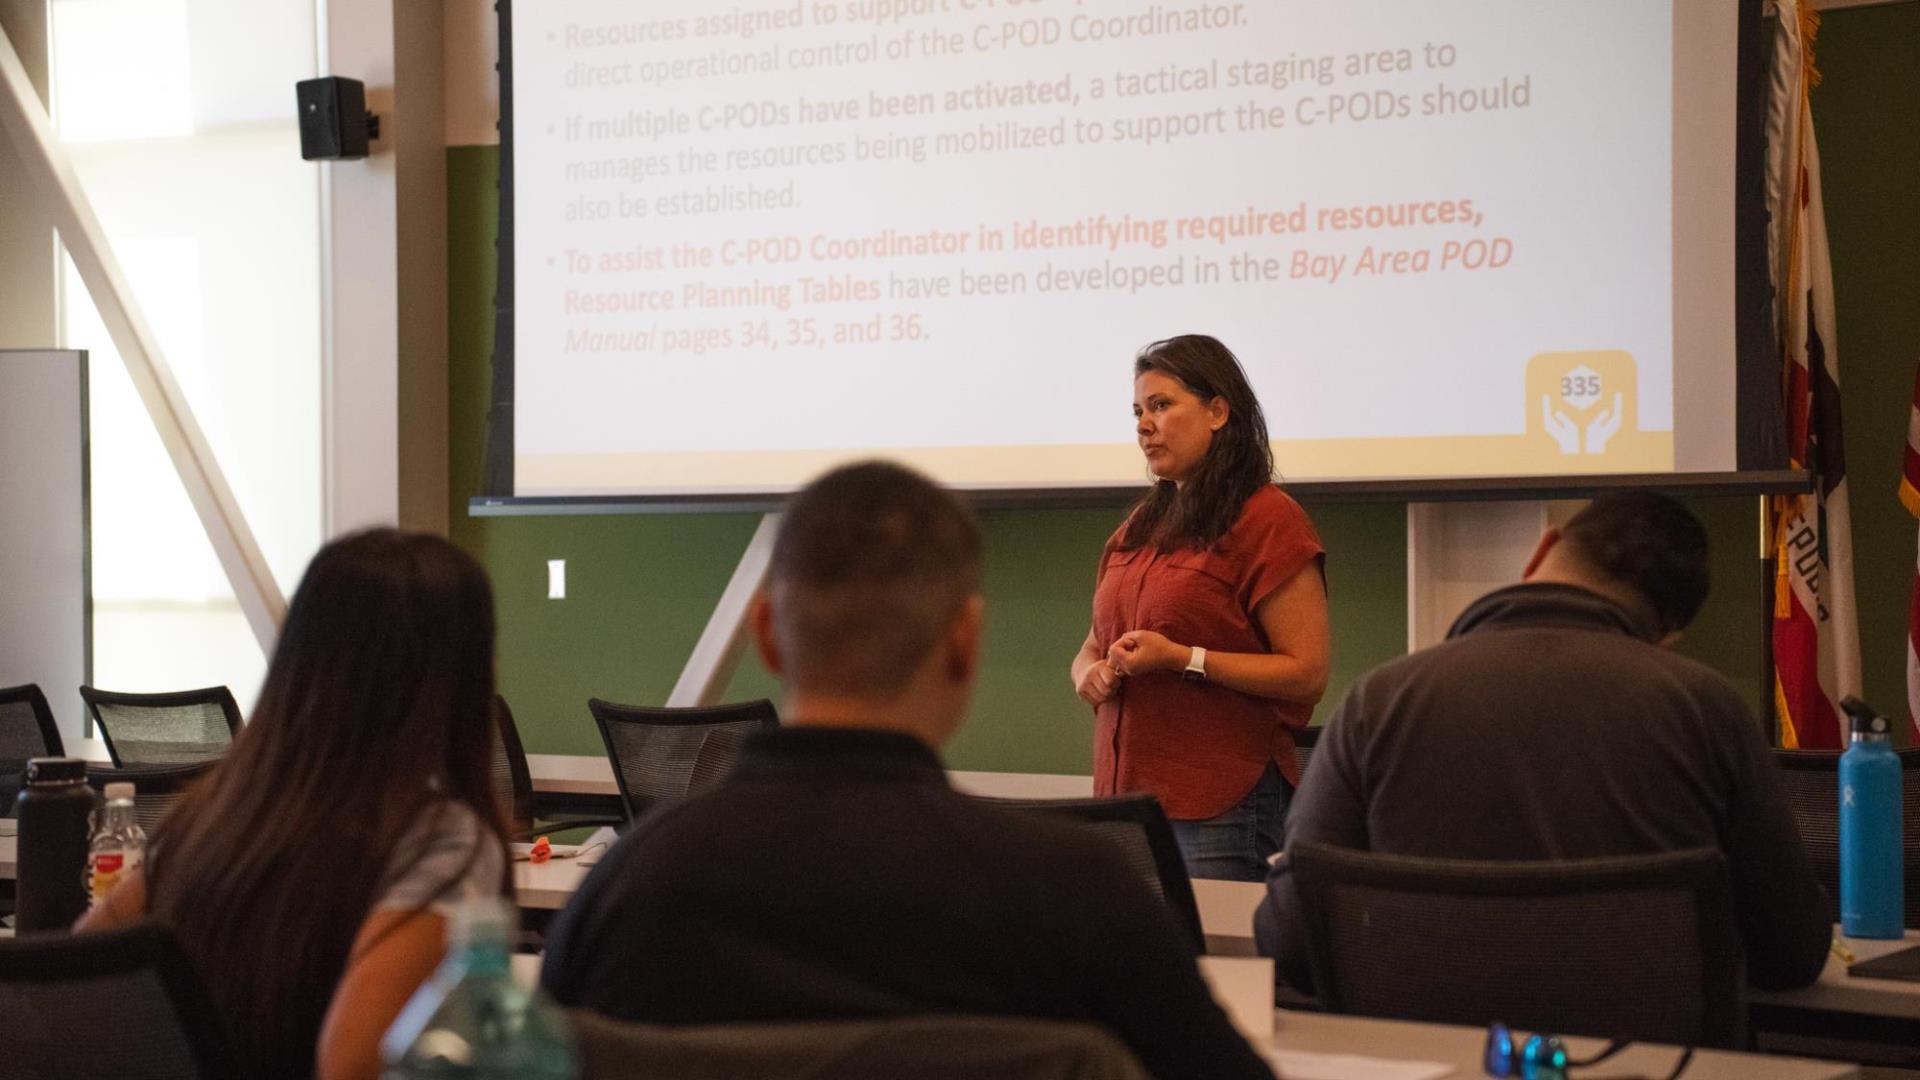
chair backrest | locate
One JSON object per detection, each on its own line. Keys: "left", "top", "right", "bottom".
{"left": 686, "top": 726, "right": 750, "bottom": 797}
{"left": 588, "top": 698, "right": 779, "bottom": 821}
{"left": 0, "top": 921, "right": 241, "bottom": 1080}
{"left": 1289, "top": 841, "right": 1742, "bottom": 1048}
{"left": 975, "top": 794, "right": 1206, "bottom": 954}
{"left": 86, "top": 762, "right": 220, "bottom": 836}
{"left": 0, "top": 684, "right": 65, "bottom": 815}
{"left": 1772, "top": 746, "right": 1920, "bottom": 927}
{"left": 1293, "top": 724, "right": 1320, "bottom": 781}
{"left": 81, "top": 686, "right": 241, "bottom": 767}
{"left": 569, "top": 1009, "right": 1152, "bottom": 1080}
{"left": 491, "top": 695, "right": 535, "bottom": 835}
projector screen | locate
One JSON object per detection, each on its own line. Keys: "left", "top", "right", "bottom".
{"left": 501, "top": 0, "right": 1773, "bottom": 500}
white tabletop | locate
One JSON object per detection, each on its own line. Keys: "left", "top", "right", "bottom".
{"left": 948, "top": 770, "right": 1096, "bottom": 800}
{"left": 1197, "top": 878, "right": 1266, "bottom": 956}
{"left": 525, "top": 753, "right": 1095, "bottom": 802}
{"left": 1270, "top": 1007, "right": 1854, "bottom": 1079}
{"left": 525, "top": 754, "right": 617, "bottom": 796}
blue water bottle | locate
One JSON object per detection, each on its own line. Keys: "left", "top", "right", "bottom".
{"left": 1839, "top": 697, "right": 1904, "bottom": 940}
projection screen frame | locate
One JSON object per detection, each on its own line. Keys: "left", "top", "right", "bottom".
{"left": 471, "top": 468, "right": 1810, "bottom": 517}
{"left": 475, "top": 0, "right": 1786, "bottom": 516}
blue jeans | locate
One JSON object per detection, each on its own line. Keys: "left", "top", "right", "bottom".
{"left": 1169, "top": 763, "right": 1291, "bottom": 882}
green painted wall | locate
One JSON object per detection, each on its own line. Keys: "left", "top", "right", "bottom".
{"left": 446, "top": 3, "right": 1920, "bottom": 762}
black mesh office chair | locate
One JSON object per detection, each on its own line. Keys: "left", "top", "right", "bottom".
{"left": 1289, "top": 841, "right": 1742, "bottom": 1048}
{"left": 85, "top": 761, "right": 219, "bottom": 836}
{"left": 1293, "top": 724, "right": 1320, "bottom": 781}
{"left": 493, "top": 696, "right": 624, "bottom": 840}
{"left": 975, "top": 794, "right": 1206, "bottom": 954}
{"left": 82, "top": 686, "right": 242, "bottom": 767}
{"left": 0, "top": 921, "right": 241, "bottom": 1079}
{"left": 0, "top": 684, "right": 65, "bottom": 816}
{"left": 588, "top": 698, "right": 779, "bottom": 822}
{"left": 1773, "top": 746, "right": 1920, "bottom": 927}
{"left": 491, "top": 695, "right": 536, "bottom": 835}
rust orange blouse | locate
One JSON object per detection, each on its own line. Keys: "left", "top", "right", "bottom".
{"left": 1091, "top": 485, "right": 1325, "bottom": 820}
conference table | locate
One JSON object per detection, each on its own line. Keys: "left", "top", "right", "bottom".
{"left": 506, "top": 829, "right": 1915, "bottom": 1071}
{"left": 527, "top": 752, "right": 1097, "bottom": 805}
{"left": 10, "top": 758, "right": 1916, "bottom": 1074}
{"left": 1746, "top": 929, "right": 1920, "bottom": 1068}
{"left": 1747, "top": 931, "right": 1920, "bottom": 1023}
{"left": 6, "top": 824, "right": 1912, "bottom": 1012}
{"left": 0, "top": 821, "right": 1882, "bottom": 1076}
{"left": 503, "top": 952, "right": 1855, "bottom": 1079}
{"left": 521, "top": 756, "right": 1272, "bottom": 952}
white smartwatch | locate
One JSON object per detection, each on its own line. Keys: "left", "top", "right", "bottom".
{"left": 1182, "top": 645, "right": 1208, "bottom": 682}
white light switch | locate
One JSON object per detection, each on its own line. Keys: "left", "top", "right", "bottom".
{"left": 547, "top": 559, "right": 566, "bottom": 599}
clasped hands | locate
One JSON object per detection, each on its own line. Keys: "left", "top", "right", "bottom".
{"left": 1541, "top": 393, "right": 1625, "bottom": 455}
{"left": 1076, "top": 630, "right": 1191, "bottom": 707}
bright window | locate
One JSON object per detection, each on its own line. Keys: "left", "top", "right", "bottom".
{"left": 52, "top": 0, "right": 322, "bottom": 716}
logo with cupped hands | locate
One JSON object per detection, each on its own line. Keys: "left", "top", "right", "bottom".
{"left": 1526, "top": 351, "right": 1639, "bottom": 458}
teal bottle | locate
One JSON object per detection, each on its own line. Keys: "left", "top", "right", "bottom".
{"left": 382, "top": 897, "right": 577, "bottom": 1079}
{"left": 1838, "top": 698, "right": 1904, "bottom": 940}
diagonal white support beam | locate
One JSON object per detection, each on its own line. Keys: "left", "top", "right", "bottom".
{"left": 667, "top": 514, "right": 782, "bottom": 707}
{"left": 0, "top": 22, "right": 286, "bottom": 652}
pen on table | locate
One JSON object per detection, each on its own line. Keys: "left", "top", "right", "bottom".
{"left": 1830, "top": 938, "right": 1855, "bottom": 965}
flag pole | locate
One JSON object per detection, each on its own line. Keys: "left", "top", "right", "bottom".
{"left": 1760, "top": 495, "right": 1778, "bottom": 747}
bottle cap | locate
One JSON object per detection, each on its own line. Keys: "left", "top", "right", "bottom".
{"left": 1852, "top": 712, "right": 1891, "bottom": 737}
{"left": 104, "top": 782, "right": 136, "bottom": 801}
{"left": 24, "top": 757, "right": 88, "bottom": 784}
{"left": 449, "top": 894, "right": 514, "bottom": 949}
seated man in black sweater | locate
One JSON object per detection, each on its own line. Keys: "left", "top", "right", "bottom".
{"left": 542, "top": 461, "right": 1273, "bottom": 1080}
{"left": 1255, "top": 491, "right": 1830, "bottom": 995}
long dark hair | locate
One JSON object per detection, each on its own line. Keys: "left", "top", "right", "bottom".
{"left": 1121, "top": 335, "right": 1275, "bottom": 550}
{"left": 144, "top": 529, "right": 508, "bottom": 1079}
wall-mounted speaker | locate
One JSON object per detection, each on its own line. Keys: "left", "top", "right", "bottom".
{"left": 296, "top": 76, "right": 374, "bottom": 161}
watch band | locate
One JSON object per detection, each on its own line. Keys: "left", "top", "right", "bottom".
{"left": 1183, "top": 645, "right": 1208, "bottom": 682}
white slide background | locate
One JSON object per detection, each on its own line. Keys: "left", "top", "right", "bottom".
{"left": 511, "top": 0, "right": 1697, "bottom": 493}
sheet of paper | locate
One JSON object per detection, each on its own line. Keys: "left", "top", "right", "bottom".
{"left": 1268, "top": 1050, "right": 1453, "bottom": 1080}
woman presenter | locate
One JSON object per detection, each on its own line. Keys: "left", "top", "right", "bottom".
{"left": 1069, "top": 335, "right": 1331, "bottom": 881}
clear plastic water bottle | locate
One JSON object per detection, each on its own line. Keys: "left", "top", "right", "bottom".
{"left": 1838, "top": 697, "right": 1904, "bottom": 940}
{"left": 88, "top": 781, "right": 146, "bottom": 907}
{"left": 381, "top": 896, "right": 577, "bottom": 1079}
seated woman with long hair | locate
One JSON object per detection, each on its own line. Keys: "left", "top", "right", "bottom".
{"left": 80, "top": 529, "right": 511, "bottom": 1080}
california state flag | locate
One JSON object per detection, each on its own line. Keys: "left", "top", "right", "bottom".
{"left": 1901, "top": 365, "right": 1920, "bottom": 742}
{"left": 1768, "top": 0, "right": 1861, "bottom": 749}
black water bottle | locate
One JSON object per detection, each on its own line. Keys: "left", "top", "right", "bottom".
{"left": 15, "top": 757, "right": 97, "bottom": 934}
